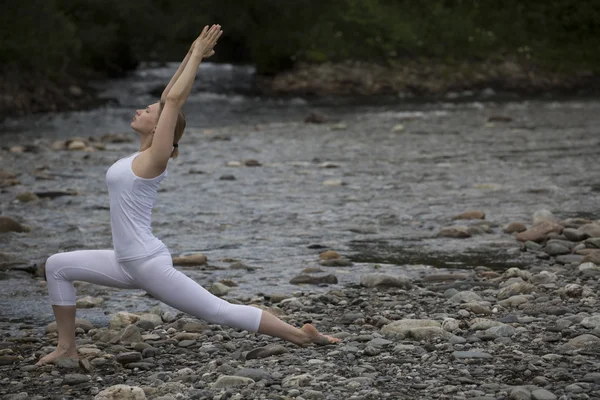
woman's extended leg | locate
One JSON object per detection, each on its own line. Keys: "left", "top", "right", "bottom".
{"left": 37, "top": 249, "right": 138, "bottom": 365}
{"left": 124, "top": 251, "right": 339, "bottom": 346}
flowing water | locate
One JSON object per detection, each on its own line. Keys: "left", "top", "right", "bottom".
{"left": 1, "top": 63, "right": 599, "bottom": 331}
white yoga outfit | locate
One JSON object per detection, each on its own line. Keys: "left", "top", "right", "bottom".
{"left": 45, "top": 152, "right": 263, "bottom": 333}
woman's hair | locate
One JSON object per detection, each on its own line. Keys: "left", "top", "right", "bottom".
{"left": 158, "top": 100, "right": 187, "bottom": 159}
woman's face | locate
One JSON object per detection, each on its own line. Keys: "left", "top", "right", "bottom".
{"left": 130, "top": 103, "right": 160, "bottom": 136}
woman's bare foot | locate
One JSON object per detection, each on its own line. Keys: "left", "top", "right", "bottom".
{"left": 35, "top": 346, "right": 78, "bottom": 366}
{"left": 300, "top": 324, "right": 341, "bottom": 346}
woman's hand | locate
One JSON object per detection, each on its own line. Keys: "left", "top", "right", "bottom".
{"left": 193, "top": 24, "right": 223, "bottom": 59}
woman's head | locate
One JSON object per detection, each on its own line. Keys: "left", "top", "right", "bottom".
{"left": 130, "top": 101, "right": 187, "bottom": 158}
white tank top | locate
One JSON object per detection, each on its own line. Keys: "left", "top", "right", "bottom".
{"left": 106, "top": 152, "right": 167, "bottom": 261}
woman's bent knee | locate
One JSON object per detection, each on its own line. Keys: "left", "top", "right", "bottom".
{"left": 44, "top": 253, "right": 65, "bottom": 280}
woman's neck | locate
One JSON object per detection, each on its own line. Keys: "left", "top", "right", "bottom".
{"left": 139, "top": 135, "right": 153, "bottom": 153}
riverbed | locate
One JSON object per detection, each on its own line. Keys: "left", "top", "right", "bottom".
{"left": 1, "top": 63, "right": 599, "bottom": 333}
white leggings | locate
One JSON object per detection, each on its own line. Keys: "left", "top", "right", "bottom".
{"left": 44, "top": 248, "right": 263, "bottom": 333}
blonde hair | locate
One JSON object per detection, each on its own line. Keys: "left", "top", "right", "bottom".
{"left": 158, "top": 100, "right": 187, "bottom": 159}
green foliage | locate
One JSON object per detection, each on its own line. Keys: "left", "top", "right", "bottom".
{"left": 0, "top": 0, "right": 598, "bottom": 79}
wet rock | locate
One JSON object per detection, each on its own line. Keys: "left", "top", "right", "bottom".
{"left": 319, "top": 258, "right": 353, "bottom": 267}
{"left": 67, "top": 140, "right": 87, "bottom": 151}
{"left": 34, "top": 190, "right": 77, "bottom": 199}
{"left": 509, "top": 387, "right": 531, "bottom": 400}
{"left": 504, "top": 222, "right": 527, "bottom": 233}
{"left": 304, "top": 111, "right": 330, "bottom": 124}
{"left": 323, "top": 179, "right": 344, "bottom": 186}
{"left": 120, "top": 325, "right": 143, "bottom": 345}
{"left": 532, "top": 210, "right": 557, "bottom": 225}
{"left": 116, "top": 351, "right": 143, "bottom": 364}
{"left": 530, "top": 389, "right": 557, "bottom": 400}
{"left": 246, "top": 344, "right": 289, "bottom": 360}
{"left": 172, "top": 253, "right": 207, "bottom": 266}
{"left": 139, "top": 313, "right": 162, "bottom": 328}
{"left": 580, "top": 315, "right": 600, "bottom": 329}
{"left": 289, "top": 274, "right": 338, "bottom": 285}
{"left": 452, "top": 210, "right": 485, "bottom": 220}
{"left": 452, "top": 351, "right": 492, "bottom": 359}
{"left": 585, "top": 238, "right": 600, "bottom": 248}
{"left": 282, "top": 373, "right": 314, "bottom": 388}
{"left": 63, "top": 373, "right": 90, "bottom": 385}
{"left": 442, "top": 318, "right": 460, "bottom": 332}
{"left": 516, "top": 221, "right": 563, "bottom": 242}
{"left": 47, "top": 318, "right": 93, "bottom": 333}
{"left": 76, "top": 296, "right": 105, "bottom": 308}
{"left": 566, "top": 334, "right": 600, "bottom": 348}
{"left": 209, "top": 282, "right": 231, "bottom": 296}
{"left": 110, "top": 312, "right": 140, "bottom": 329}
{"left": 497, "top": 282, "right": 536, "bottom": 300}
{"left": 360, "top": 273, "right": 411, "bottom": 289}
{"left": 529, "top": 271, "right": 557, "bottom": 285}
{"left": 212, "top": 375, "right": 255, "bottom": 388}
{"left": 578, "top": 223, "right": 600, "bottom": 238}
{"left": 234, "top": 368, "right": 273, "bottom": 382}
{"left": 461, "top": 302, "right": 492, "bottom": 315}
{"left": 244, "top": 159, "right": 262, "bottom": 167}
{"left": 319, "top": 250, "right": 340, "bottom": 260}
{"left": 381, "top": 319, "right": 451, "bottom": 341}
{"left": 563, "top": 228, "right": 588, "bottom": 242}
{"left": 543, "top": 243, "right": 570, "bottom": 256}
{"left": 94, "top": 384, "right": 147, "bottom": 400}
{"left": 582, "top": 252, "right": 600, "bottom": 265}
{"left": 449, "top": 291, "right": 482, "bottom": 304}
{"left": 0, "top": 216, "right": 30, "bottom": 233}
{"left": 438, "top": 226, "right": 471, "bottom": 238}
{"left": 0, "top": 355, "right": 20, "bottom": 365}
{"left": 555, "top": 254, "right": 584, "bottom": 264}
{"left": 16, "top": 192, "right": 39, "bottom": 202}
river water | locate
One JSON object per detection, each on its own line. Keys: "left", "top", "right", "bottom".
{"left": 1, "top": 63, "right": 599, "bottom": 332}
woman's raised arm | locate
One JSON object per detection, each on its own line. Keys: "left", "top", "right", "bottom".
{"left": 160, "top": 34, "right": 217, "bottom": 102}
{"left": 148, "top": 25, "right": 222, "bottom": 169}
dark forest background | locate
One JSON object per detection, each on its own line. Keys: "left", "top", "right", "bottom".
{"left": 3, "top": 0, "right": 599, "bottom": 76}
{"left": 1, "top": 0, "right": 599, "bottom": 115}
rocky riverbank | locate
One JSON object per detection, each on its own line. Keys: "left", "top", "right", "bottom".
{"left": 257, "top": 59, "right": 599, "bottom": 98}
{"left": 0, "top": 69, "right": 102, "bottom": 120}
{"left": 1, "top": 214, "right": 600, "bottom": 400}
{"left": 1, "top": 100, "right": 600, "bottom": 399}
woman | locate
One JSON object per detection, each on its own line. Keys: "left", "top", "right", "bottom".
{"left": 37, "top": 24, "right": 338, "bottom": 366}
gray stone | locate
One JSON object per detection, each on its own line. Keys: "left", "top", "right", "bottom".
{"left": 302, "top": 390, "right": 325, "bottom": 400}
{"left": 543, "top": 243, "right": 570, "bottom": 256}
{"left": 509, "top": 386, "right": 531, "bottom": 400}
{"left": 282, "top": 373, "right": 314, "bottom": 388}
{"left": 116, "top": 351, "right": 143, "bottom": 364}
{"left": 209, "top": 282, "right": 231, "bottom": 296}
{"left": 449, "top": 291, "right": 482, "bottom": 304}
{"left": 567, "top": 334, "right": 600, "bottom": 348}
{"left": 212, "top": 375, "right": 254, "bottom": 389}
{"left": 452, "top": 351, "right": 493, "bottom": 359}
{"left": 360, "top": 273, "right": 411, "bottom": 289}
{"left": 63, "top": 373, "right": 90, "bottom": 385}
{"left": 289, "top": 274, "right": 338, "bottom": 285}
{"left": 497, "top": 282, "right": 536, "bottom": 300}
{"left": 246, "top": 344, "right": 288, "bottom": 360}
{"left": 486, "top": 325, "right": 516, "bottom": 337}
{"left": 54, "top": 358, "right": 81, "bottom": 369}
{"left": 234, "top": 368, "right": 273, "bottom": 382}
{"left": 76, "top": 296, "right": 105, "bottom": 308}
{"left": 120, "top": 324, "right": 143, "bottom": 345}
{"left": 531, "top": 389, "right": 557, "bottom": 400}
{"left": 94, "top": 384, "right": 147, "bottom": 400}
{"left": 580, "top": 315, "right": 600, "bottom": 329}
{"left": 563, "top": 228, "right": 588, "bottom": 242}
